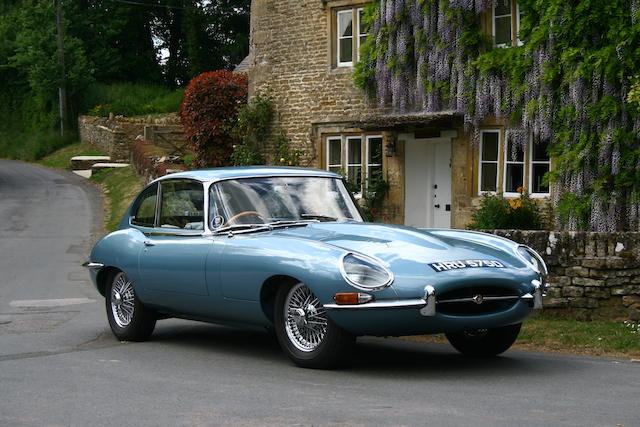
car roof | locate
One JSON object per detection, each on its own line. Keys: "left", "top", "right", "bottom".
{"left": 151, "top": 166, "right": 342, "bottom": 184}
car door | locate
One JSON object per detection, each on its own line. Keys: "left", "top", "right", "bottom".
{"left": 136, "top": 179, "right": 212, "bottom": 313}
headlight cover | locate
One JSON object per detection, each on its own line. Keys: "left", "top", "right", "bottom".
{"left": 517, "top": 245, "right": 548, "bottom": 278}
{"left": 340, "top": 253, "right": 393, "bottom": 291}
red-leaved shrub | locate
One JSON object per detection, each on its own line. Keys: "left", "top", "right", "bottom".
{"left": 180, "top": 71, "right": 248, "bottom": 167}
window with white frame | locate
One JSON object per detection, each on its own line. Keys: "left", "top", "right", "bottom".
{"left": 336, "top": 7, "right": 367, "bottom": 67}
{"left": 325, "top": 134, "right": 383, "bottom": 193}
{"left": 530, "top": 140, "right": 550, "bottom": 195}
{"left": 478, "top": 129, "right": 551, "bottom": 196}
{"left": 503, "top": 134, "right": 525, "bottom": 195}
{"left": 479, "top": 130, "right": 499, "bottom": 192}
{"left": 492, "top": 0, "right": 523, "bottom": 47}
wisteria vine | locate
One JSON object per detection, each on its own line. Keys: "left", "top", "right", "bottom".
{"left": 355, "top": 0, "right": 640, "bottom": 231}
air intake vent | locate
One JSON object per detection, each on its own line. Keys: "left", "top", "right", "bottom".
{"left": 437, "top": 286, "right": 520, "bottom": 316}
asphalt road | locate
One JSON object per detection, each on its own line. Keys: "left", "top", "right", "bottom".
{"left": 0, "top": 159, "right": 638, "bottom": 427}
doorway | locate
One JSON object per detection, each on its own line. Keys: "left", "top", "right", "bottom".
{"left": 404, "top": 134, "right": 452, "bottom": 228}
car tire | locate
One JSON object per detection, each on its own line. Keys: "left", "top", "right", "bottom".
{"left": 274, "top": 281, "right": 354, "bottom": 369}
{"left": 445, "top": 323, "right": 522, "bottom": 356}
{"left": 106, "top": 271, "right": 156, "bottom": 342}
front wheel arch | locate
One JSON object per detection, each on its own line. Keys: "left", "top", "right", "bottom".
{"left": 96, "top": 266, "right": 121, "bottom": 297}
{"left": 260, "top": 275, "right": 300, "bottom": 324}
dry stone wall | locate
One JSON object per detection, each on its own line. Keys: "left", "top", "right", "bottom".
{"left": 78, "top": 114, "right": 185, "bottom": 162}
{"left": 487, "top": 230, "right": 640, "bottom": 320}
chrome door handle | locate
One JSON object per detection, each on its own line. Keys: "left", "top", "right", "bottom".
{"left": 143, "top": 241, "right": 155, "bottom": 247}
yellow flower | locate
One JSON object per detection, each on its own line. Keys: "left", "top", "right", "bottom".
{"left": 280, "top": 157, "right": 286, "bottom": 163}
{"left": 516, "top": 186, "right": 527, "bottom": 195}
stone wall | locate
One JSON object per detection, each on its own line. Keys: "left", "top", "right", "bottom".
{"left": 487, "top": 230, "right": 640, "bottom": 320}
{"left": 78, "top": 114, "right": 185, "bottom": 162}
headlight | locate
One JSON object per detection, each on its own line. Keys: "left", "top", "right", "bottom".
{"left": 517, "top": 245, "right": 548, "bottom": 278}
{"left": 340, "top": 253, "right": 393, "bottom": 290}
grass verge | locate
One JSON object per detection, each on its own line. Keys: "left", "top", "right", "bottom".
{"left": 402, "top": 315, "right": 640, "bottom": 359}
{"left": 90, "top": 167, "right": 144, "bottom": 232}
{"left": 36, "top": 141, "right": 107, "bottom": 169}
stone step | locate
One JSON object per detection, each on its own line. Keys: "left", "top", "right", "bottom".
{"left": 91, "top": 163, "right": 131, "bottom": 173}
{"left": 70, "top": 156, "right": 111, "bottom": 170}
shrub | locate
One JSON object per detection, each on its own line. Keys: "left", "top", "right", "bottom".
{"left": 469, "top": 188, "right": 543, "bottom": 230}
{"left": 83, "top": 83, "right": 184, "bottom": 117}
{"left": 179, "top": 71, "right": 248, "bottom": 167}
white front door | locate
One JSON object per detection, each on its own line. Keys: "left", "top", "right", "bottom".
{"left": 404, "top": 135, "right": 452, "bottom": 228}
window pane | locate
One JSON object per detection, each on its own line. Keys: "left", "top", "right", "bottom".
{"left": 339, "top": 38, "right": 353, "bottom": 63}
{"left": 481, "top": 163, "right": 497, "bottom": 192}
{"left": 505, "top": 164, "right": 524, "bottom": 193}
{"left": 328, "top": 138, "right": 341, "bottom": 165}
{"left": 532, "top": 163, "right": 550, "bottom": 193}
{"left": 506, "top": 140, "right": 524, "bottom": 162}
{"left": 368, "top": 165, "right": 383, "bottom": 181}
{"left": 495, "top": 0, "right": 511, "bottom": 16}
{"left": 348, "top": 138, "right": 361, "bottom": 164}
{"left": 368, "top": 137, "right": 382, "bottom": 165}
{"left": 532, "top": 141, "right": 549, "bottom": 161}
{"left": 132, "top": 184, "right": 157, "bottom": 227}
{"left": 358, "top": 9, "right": 367, "bottom": 35}
{"left": 338, "top": 11, "right": 353, "bottom": 37}
{"left": 482, "top": 132, "right": 499, "bottom": 161}
{"left": 348, "top": 166, "right": 362, "bottom": 188}
{"left": 160, "top": 181, "right": 204, "bottom": 230}
{"left": 495, "top": 16, "right": 512, "bottom": 45}
{"left": 329, "top": 166, "right": 342, "bottom": 174}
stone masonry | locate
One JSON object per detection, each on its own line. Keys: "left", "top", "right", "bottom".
{"left": 488, "top": 230, "right": 640, "bottom": 320}
{"left": 78, "top": 114, "right": 186, "bottom": 162}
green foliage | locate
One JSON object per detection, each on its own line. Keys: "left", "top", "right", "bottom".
{"left": 0, "top": 129, "right": 78, "bottom": 162}
{"left": 469, "top": 190, "right": 543, "bottom": 230}
{"left": 360, "top": 171, "right": 390, "bottom": 222}
{"left": 36, "top": 141, "right": 106, "bottom": 170}
{"left": 84, "top": 83, "right": 184, "bottom": 117}
{"left": 272, "top": 136, "right": 304, "bottom": 167}
{"left": 231, "top": 92, "right": 273, "bottom": 165}
{"left": 556, "top": 193, "right": 591, "bottom": 230}
{"left": 90, "top": 166, "right": 144, "bottom": 232}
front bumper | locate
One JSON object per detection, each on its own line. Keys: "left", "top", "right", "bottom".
{"left": 324, "top": 279, "right": 545, "bottom": 315}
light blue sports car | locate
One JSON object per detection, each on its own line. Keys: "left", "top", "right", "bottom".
{"left": 84, "top": 167, "right": 547, "bottom": 368}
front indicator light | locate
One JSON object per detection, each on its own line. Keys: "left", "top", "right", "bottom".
{"left": 333, "top": 292, "right": 373, "bottom": 305}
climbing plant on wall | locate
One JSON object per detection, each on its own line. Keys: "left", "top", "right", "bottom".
{"left": 355, "top": 0, "right": 640, "bottom": 231}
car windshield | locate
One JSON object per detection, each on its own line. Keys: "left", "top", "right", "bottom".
{"left": 209, "top": 176, "right": 362, "bottom": 229}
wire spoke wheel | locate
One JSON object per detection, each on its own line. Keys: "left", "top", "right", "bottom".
{"left": 110, "top": 274, "right": 136, "bottom": 328}
{"left": 284, "top": 283, "right": 328, "bottom": 352}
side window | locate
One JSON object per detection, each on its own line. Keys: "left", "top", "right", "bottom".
{"left": 159, "top": 180, "right": 204, "bottom": 230}
{"left": 131, "top": 184, "right": 158, "bottom": 227}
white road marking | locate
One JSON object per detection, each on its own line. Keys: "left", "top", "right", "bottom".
{"left": 10, "top": 298, "right": 96, "bottom": 308}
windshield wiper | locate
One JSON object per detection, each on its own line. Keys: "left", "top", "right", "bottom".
{"left": 214, "top": 224, "right": 271, "bottom": 234}
{"left": 214, "top": 221, "right": 312, "bottom": 235}
{"left": 300, "top": 213, "right": 337, "bottom": 222}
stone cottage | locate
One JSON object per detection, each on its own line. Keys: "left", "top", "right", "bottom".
{"left": 246, "top": 0, "right": 554, "bottom": 229}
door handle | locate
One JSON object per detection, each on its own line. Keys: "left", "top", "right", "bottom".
{"left": 143, "top": 241, "right": 155, "bottom": 247}
{"left": 434, "top": 204, "right": 440, "bottom": 209}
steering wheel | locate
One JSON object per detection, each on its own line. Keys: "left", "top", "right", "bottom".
{"left": 224, "top": 210, "right": 265, "bottom": 226}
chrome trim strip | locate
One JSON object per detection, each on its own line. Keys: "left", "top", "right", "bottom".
{"left": 82, "top": 262, "right": 104, "bottom": 269}
{"left": 323, "top": 298, "right": 426, "bottom": 310}
{"left": 437, "top": 295, "right": 520, "bottom": 304}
